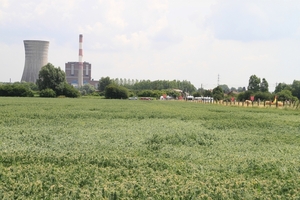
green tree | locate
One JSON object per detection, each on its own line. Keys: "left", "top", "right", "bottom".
{"left": 291, "top": 80, "right": 300, "bottom": 100}
{"left": 203, "top": 89, "right": 212, "bottom": 97}
{"left": 98, "top": 77, "right": 112, "bottom": 92}
{"left": 80, "top": 84, "right": 95, "bottom": 95}
{"left": 63, "top": 83, "right": 81, "bottom": 98}
{"left": 276, "top": 89, "right": 296, "bottom": 101}
{"left": 212, "top": 86, "right": 224, "bottom": 101}
{"left": 237, "top": 90, "right": 254, "bottom": 101}
{"left": 166, "top": 90, "right": 180, "bottom": 99}
{"left": 219, "top": 84, "right": 230, "bottom": 93}
{"left": 104, "top": 84, "right": 128, "bottom": 99}
{"left": 36, "top": 63, "right": 66, "bottom": 96}
{"left": 230, "top": 87, "right": 237, "bottom": 92}
{"left": 193, "top": 91, "right": 202, "bottom": 97}
{"left": 0, "top": 84, "right": 34, "bottom": 97}
{"left": 247, "top": 75, "right": 261, "bottom": 92}
{"left": 254, "top": 91, "right": 272, "bottom": 101}
{"left": 260, "top": 78, "right": 269, "bottom": 92}
{"left": 274, "top": 83, "right": 292, "bottom": 93}
{"left": 39, "top": 88, "right": 56, "bottom": 98}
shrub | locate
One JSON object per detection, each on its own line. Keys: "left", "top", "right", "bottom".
{"left": 104, "top": 84, "right": 128, "bottom": 99}
{"left": 0, "top": 84, "right": 34, "bottom": 97}
{"left": 63, "top": 83, "right": 81, "bottom": 98}
{"left": 39, "top": 88, "right": 56, "bottom": 98}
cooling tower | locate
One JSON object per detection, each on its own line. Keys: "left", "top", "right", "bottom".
{"left": 21, "top": 40, "right": 49, "bottom": 83}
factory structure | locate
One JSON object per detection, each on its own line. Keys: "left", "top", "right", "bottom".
{"left": 21, "top": 34, "right": 98, "bottom": 88}
{"left": 65, "top": 34, "right": 98, "bottom": 88}
{"left": 21, "top": 40, "right": 49, "bottom": 83}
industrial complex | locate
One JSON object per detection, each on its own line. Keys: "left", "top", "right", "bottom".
{"left": 21, "top": 35, "right": 98, "bottom": 88}
{"left": 65, "top": 35, "right": 98, "bottom": 88}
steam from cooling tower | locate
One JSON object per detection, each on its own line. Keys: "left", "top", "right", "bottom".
{"left": 78, "top": 34, "right": 83, "bottom": 87}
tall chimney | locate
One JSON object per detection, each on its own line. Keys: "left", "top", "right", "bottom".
{"left": 78, "top": 34, "right": 83, "bottom": 87}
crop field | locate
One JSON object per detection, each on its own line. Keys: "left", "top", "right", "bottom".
{"left": 0, "top": 97, "right": 300, "bottom": 199}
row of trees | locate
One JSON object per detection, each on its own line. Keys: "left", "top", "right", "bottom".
{"left": 98, "top": 77, "right": 198, "bottom": 99}
{"left": 1, "top": 65, "right": 300, "bottom": 102}
{"left": 97, "top": 75, "right": 300, "bottom": 101}
{"left": 228, "top": 75, "right": 300, "bottom": 102}
{"left": 99, "top": 77, "right": 197, "bottom": 93}
{"left": 0, "top": 83, "right": 34, "bottom": 97}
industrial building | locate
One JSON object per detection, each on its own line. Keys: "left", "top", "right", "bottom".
{"left": 21, "top": 40, "right": 49, "bottom": 83}
{"left": 65, "top": 61, "right": 91, "bottom": 83}
{"left": 65, "top": 34, "right": 98, "bottom": 88}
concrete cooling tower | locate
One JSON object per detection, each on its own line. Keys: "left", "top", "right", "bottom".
{"left": 21, "top": 40, "right": 49, "bottom": 83}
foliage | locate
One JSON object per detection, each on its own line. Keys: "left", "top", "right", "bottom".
{"left": 291, "top": 80, "right": 300, "bottom": 100}
{"left": 63, "top": 83, "right": 81, "bottom": 98}
{"left": 165, "top": 90, "right": 180, "bottom": 99}
{"left": 127, "top": 79, "right": 197, "bottom": 93}
{"left": 274, "top": 82, "right": 292, "bottom": 93}
{"left": 260, "top": 78, "right": 269, "bottom": 92}
{"left": 237, "top": 87, "right": 246, "bottom": 92}
{"left": 230, "top": 87, "right": 237, "bottom": 92}
{"left": 253, "top": 91, "right": 272, "bottom": 101}
{"left": 19, "top": 82, "right": 39, "bottom": 91}
{"left": 193, "top": 91, "right": 202, "bottom": 97}
{"left": 137, "top": 90, "right": 156, "bottom": 98}
{"left": 276, "top": 89, "right": 297, "bottom": 102}
{"left": 212, "top": 86, "right": 224, "bottom": 100}
{"left": 219, "top": 84, "right": 230, "bottom": 93}
{"left": 237, "top": 90, "right": 254, "bottom": 101}
{"left": 39, "top": 88, "right": 56, "bottom": 98}
{"left": 36, "top": 63, "right": 66, "bottom": 96}
{"left": 98, "top": 77, "right": 112, "bottom": 92}
{"left": 203, "top": 89, "right": 213, "bottom": 97}
{"left": 0, "top": 83, "right": 34, "bottom": 97}
{"left": 0, "top": 98, "right": 300, "bottom": 199}
{"left": 247, "top": 75, "right": 261, "bottom": 92}
{"left": 104, "top": 84, "right": 128, "bottom": 99}
{"left": 79, "top": 84, "right": 96, "bottom": 95}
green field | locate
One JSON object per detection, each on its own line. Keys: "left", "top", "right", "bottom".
{"left": 0, "top": 97, "right": 300, "bottom": 199}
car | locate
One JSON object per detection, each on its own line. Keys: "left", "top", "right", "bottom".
{"left": 128, "top": 97, "right": 138, "bottom": 100}
{"left": 140, "top": 97, "right": 152, "bottom": 100}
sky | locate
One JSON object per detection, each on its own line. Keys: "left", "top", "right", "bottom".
{"left": 1, "top": 0, "right": 300, "bottom": 91}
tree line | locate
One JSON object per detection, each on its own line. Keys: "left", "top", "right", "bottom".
{"left": 97, "top": 74, "right": 300, "bottom": 102}
{"left": 1, "top": 62, "right": 300, "bottom": 102}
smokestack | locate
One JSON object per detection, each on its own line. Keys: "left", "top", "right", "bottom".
{"left": 78, "top": 34, "right": 83, "bottom": 87}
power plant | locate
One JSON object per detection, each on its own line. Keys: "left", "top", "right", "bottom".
{"left": 65, "top": 34, "right": 98, "bottom": 88}
{"left": 21, "top": 40, "right": 49, "bottom": 83}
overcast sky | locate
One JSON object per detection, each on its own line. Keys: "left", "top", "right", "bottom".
{"left": 1, "top": 0, "right": 300, "bottom": 91}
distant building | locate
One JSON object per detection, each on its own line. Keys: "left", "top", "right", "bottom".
{"left": 65, "top": 62, "right": 98, "bottom": 88}
{"left": 21, "top": 40, "right": 49, "bottom": 83}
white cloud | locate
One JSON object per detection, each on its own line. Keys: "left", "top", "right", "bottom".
{"left": 104, "top": 0, "right": 127, "bottom": 28}
{"left": 1, "top": 0, "right": 300, "bottom": 91}
{"left": 79, "top": 22, "right": 104, "bottom": 34}
{"left": 206, "top": 0, "right": 300, "bottom": 42}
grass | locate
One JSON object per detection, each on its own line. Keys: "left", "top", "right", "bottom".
{"left": 0, "top": 97, "right": 300, "bottom": 199}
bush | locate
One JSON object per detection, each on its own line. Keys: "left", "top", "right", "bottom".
{"left": 63, "top": 83, "right": 81, "bottom": 98}
{"left": 276, "top": 89, "right": 297, "bottom": 101}
{"left": 39, "top": 88, "right": 56, "bottom": 98}
{"left": 253, "top": 91, "right": 272, "bottom": 101}
{"left": 0, "top": 84, "right": 34, "bottom": 97}
{"left": 104, "top": 84, "right": 128, "bottom": 99}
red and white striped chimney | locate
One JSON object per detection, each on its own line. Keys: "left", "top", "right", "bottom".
{"left": 78, "top": 34, "right": 83, "bottom": 87}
